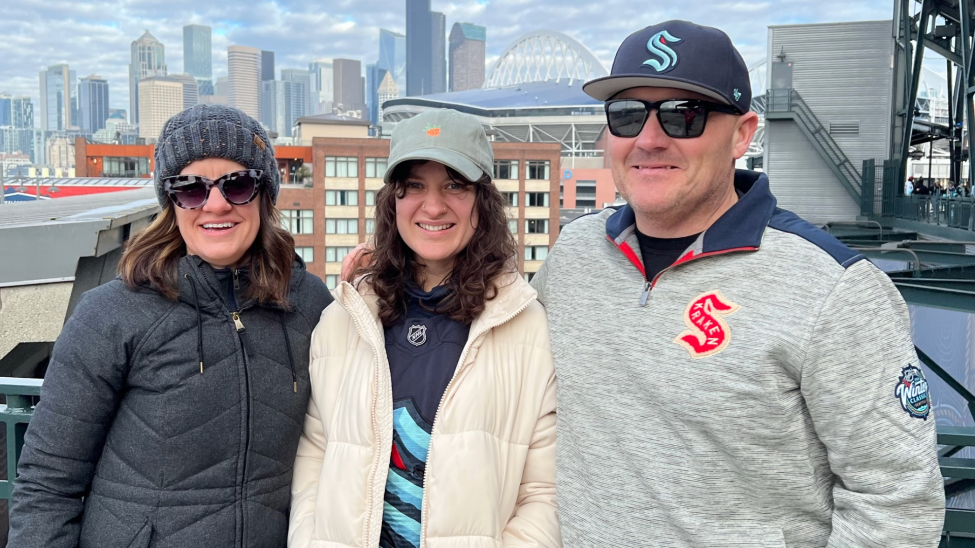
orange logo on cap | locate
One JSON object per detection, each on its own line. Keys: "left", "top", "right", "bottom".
{"left": 424, "top": 123, "right": 441, "bottom": 137}
{"left": 674, "top": 290, "right": 740, "bottom": 358}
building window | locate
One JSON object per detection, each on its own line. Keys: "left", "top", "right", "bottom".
{"left": 366, "top": 219, "right": 376, "bottom": 234}
{"left": 525, "top": 246, "right": 549, "bottom": 261}
{"left": 525, "top": 219, "right": 549, "bottom": 234}
{"left": 576, "top": 180, "right": 597, "bottom": 208}
{"left": 103, "top": 156, "right": 150, "bottom": 177}
{"left": 325, "top": 246, "right": 356, "bottom": 263}
{"left": 325, "top": 275, "right": 339, "bottom": 290}
{"left": 526, "top": 160, "right": 550, "bottom": 180}
{"left": 281, "top": 209, "right": 314, "bottom": 234}
{"left": 502, "top": 192, "right": 519, "bottom": 207}
{"left": 325, "top": 156, "right": 358, "bottom": 177}
{"left": 295, "top": 246, "right": 314, "bottom": 263}
{"left": 325, "top": 218, "right": 359, "bottom": 234}
{"left": 365, "top": 157, "right": 388, "bottom": 178}
{"left": 524, "top": 272, "right": 536, "bottom": 282}
{"left": 508, "top": 219, "right": 518, "bottom": 234}
{"left": 365, "top": 190, "right": 376, "bottom": 206}
{"left": 325, "top": 190, "right": 358, "bottom": 206}
{"left": 493, "top": 159, "right": 519, "bottom": 180}
{"left": 526, "top": 192, "right": 549, "bottom": 207}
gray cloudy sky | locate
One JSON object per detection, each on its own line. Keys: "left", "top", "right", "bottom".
{"left": 1, "top": 0, "right": 896, "bottom": 114}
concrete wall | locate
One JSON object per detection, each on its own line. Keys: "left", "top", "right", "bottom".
{"left": 0, "top": 282, "right": 72, "bottom": 361}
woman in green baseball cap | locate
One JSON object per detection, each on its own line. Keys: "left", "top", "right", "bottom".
{"left": 290, "top": 109, "right": 561, "bottom": 548}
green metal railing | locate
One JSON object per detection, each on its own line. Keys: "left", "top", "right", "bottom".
{"left": 0, "top": 363, "right": 971, "bottom": 540}
{"left": 0, "top": 378, "right": 41, "bottom": 499}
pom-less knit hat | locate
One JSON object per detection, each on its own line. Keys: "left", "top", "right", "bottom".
{"left": 153, "top": 104, "right": 279, "bottom": 208}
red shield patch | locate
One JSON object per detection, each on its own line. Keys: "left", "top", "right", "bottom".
{"left": 674, "top": 290, "right": 740, "bottom": 358}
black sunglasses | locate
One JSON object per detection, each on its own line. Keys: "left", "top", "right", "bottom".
{"left": 605, "top": 98, "right": 741, "bottom": 139}
{"left": 162, "top": 169, "right": 263, "bottom": 209}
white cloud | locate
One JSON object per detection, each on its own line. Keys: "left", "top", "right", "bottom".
{"left": 0, "top": 0, "right": 894, "bottom": 117}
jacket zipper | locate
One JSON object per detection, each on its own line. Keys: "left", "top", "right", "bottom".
{"left": 606, "top": 235, "right": 758, "bottom": 307}
{"left": 418, "top": 298, "right": 535, "bottom": 548}
{"left": 231, "top": 310, "right": 250, "bottom": 548}
{"left": 342, "top": 296, "right": 385, "bottom": 547}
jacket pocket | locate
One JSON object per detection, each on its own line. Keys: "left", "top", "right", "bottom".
{"left": 126, "top": 518, "right": 153, "bottom": 548}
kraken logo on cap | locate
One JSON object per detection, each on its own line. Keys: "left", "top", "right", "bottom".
{"left": 644, "top": 30, "right": 681, "bottom": 73}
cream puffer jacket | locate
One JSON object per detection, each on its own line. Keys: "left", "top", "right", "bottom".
{"left": 289, "top": 273, "right": 560, "bottom": 548}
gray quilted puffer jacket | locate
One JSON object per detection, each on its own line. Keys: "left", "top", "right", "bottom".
{"left": 9, "top": 255, "right": 332, "bottom": 548}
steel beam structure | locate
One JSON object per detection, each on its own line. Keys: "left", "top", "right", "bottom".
{"left": 892, "top": 0, "right": 975, "bottom": 194}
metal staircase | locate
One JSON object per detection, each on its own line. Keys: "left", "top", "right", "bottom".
{"left": 766, "top": 88, "right": 862, "bottom": 204}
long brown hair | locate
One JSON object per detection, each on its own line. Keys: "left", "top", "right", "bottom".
{"left": 355, "top": 160, "right": 517, "bottom": 326}
{"left": 119, "top": 190, "right": 296, "bottom": 308}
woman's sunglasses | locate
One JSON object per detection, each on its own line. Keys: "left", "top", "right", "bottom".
{"left": 605, "top": 98, "right": 741, "bottom": 139}
{"left": 162, "top": 169, "right": 263, "bottom": 210}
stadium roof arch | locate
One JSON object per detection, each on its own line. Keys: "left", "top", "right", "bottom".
{"left": 383, "top": 31, "right": 609, "bottom": 156}
{"left": 485, "top": 30, "right": 609, "bottom": 87}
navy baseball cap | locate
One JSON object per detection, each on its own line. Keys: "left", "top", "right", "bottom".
{"left": 583, "top": 20, "right": 751, "bottom": 114}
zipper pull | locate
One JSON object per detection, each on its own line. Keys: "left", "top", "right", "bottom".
{"left": 232, "top": 311, "right": 245, "bottom": 332}
{"left": 639, "top": 281, "right": 651, "bottom": 307}
{"left": 233, "top": 269, "right": 241, "bottom": 291}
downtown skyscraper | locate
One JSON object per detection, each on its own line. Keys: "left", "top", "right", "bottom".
{"left": 367, "top": 29, "right": 406, "bottom": 123}
{"left": 449, "top": 23, "right": 486, "bottom": 92}
{"left": 228, "top": 45, "right": 262, "bottom": 120}
{"left": 39, "top": 63, "right": 76, "bottom": 131}
{"left": 79, "top": 75, "right": 110, "bottom": 134}
{"left": 262, "top": 69, "right": 309, "bottom": 137}
{"left": 333, "top": 59, "right": 365, "bottom": 114}
{"left": 183, "top": 24, "right": 213, "bottom": 96}
{"left": 130, "top": 30, "right": 167, "bottom": 125}
{"left": 308, "top": 58, "right": 333, "bottom": 114}
{"left": 406, "top": 0, "right": 446, "bottom": 96}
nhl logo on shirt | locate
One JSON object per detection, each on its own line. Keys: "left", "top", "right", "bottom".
{"left": 894, "top": 365, "right": 930, "bottom": 420}
{"left": 407, "top": 324, "right": 428, "bottom": 347}
{"left": 674, "top": 290, "right": 740, "bottom": 358}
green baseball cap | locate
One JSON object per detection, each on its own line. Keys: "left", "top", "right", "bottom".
{"left": 384, "top": 109, "right": 494, "bottom": 185}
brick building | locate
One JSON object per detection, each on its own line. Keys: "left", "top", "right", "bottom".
{"left": 74, "top": 137, "right": 561, "bottom": 288}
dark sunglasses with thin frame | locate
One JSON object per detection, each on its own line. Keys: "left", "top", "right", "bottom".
{"left": 162, "top": 169, "right": 263, "bottom": 210}
{"left": 605, "top": 99, "right": 740, "bottom": 139}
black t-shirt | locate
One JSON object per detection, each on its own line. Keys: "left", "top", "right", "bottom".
{"left": 635, "top": 230, "right": 701, "bottom": 281}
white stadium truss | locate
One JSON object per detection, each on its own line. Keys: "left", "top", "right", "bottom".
{"left": 485, "top": 30, "right": 609, "bottom": 88}
{"left": 746, "top": 58, "right": 767, "bottom": 159}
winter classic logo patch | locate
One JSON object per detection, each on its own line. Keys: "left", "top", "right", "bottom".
{"left": 895, "top": 365, "right": 931, "bottom": 420}
{"left": 674, "top": 290, "right": 740, "bottom": 358}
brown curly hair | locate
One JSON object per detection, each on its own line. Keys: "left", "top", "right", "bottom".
{"left": 354, "top": 160, "right": 517, "bottom": 326}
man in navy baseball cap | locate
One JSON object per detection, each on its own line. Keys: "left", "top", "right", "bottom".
{"left": 533, "top": 20, "right": 945, "bottom": 547}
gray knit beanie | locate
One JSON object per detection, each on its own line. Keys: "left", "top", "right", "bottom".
{"left": 154, "top": 104, "right": 279, "bottom": 208}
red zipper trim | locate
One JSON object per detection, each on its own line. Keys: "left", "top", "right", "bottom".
{"left": 651, "top": 246, "right": 760, "bottom": 288}
{"left": 606, "top": 235, "right": 647, "bottom": 279}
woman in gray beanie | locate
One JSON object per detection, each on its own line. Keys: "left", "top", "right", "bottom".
{"left": 9, "top": 104, "right": 333, "bottom": 548}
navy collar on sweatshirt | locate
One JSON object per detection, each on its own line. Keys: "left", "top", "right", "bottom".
{"left": 606, "top": 170, "right": 776, "bottom": 254}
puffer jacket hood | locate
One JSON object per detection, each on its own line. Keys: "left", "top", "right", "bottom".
{"left": 10, "top": 254, "right": 333, "bottom": 548}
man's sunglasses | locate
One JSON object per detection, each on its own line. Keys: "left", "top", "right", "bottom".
{"left": 605, "top": 99, "right": 741, "bottom": 139}
{"left": 162, "top": 169, "right": 263, "bottom": 210}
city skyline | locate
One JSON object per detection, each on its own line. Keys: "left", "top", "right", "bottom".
{"left": 1, "top": 0, "right": 893, "bottom": 119}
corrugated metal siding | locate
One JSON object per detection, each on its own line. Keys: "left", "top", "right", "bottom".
{"left": 766, "top": 120, "right": 861, "bottom": 224}
{"left": 767, "top": 21, "right": 893, "bottom": 220}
